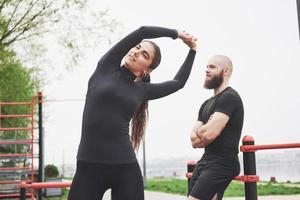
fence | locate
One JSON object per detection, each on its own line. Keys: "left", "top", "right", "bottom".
{"left": 186, "top": 135, "right": 300, "bottom": 200}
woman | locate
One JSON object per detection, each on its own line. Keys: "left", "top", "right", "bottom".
{"left": 68, "top": 26, "right": 197, "bottom": 200}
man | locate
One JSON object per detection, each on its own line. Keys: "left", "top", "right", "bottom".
{"left": 188, "top": 55, "right": 244, "bottom": 200}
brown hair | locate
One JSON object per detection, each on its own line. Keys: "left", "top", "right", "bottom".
{"left": 131, "top": 41, "right": 161, "bottom": 150}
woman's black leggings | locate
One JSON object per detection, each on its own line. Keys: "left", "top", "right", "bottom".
{"left": 67, "top": 160, "right": 144, "bottom": 200}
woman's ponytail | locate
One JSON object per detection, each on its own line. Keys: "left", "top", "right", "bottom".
{"left": 131, "top": 74, "right": 150, "bottom": 150}
{"left": 131, "top": 40, "right": 161, "bottom": 150}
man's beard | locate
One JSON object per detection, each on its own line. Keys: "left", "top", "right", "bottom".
{"left": 204, "top": 72, "right": 223, "bottom": 89}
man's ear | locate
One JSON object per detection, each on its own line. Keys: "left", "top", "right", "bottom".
{"left": 223, "top": 68, "right": 230, "bottom": 74}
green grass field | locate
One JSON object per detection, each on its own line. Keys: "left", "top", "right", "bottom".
{"left": 43, "top": 178, "right": 300, "bottom": 199}
{"left": 145, "top": 179, "right": 300, "bottom": 197}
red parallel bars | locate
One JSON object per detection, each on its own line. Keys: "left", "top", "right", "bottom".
{"left": 20, "top": 181, "right": 71, "bottom": 189}
{"left": 186, "top": 135, "right": 300, "bottom": 200}
{"left": 19, "top": 181, "right": 71, "bottom": 200}
{"left": 240, "top": 143, "right": 300, "bottom": 152}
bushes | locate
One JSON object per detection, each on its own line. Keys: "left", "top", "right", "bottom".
{"left": 45, "top": 164, "right": 59, "bottom": 178}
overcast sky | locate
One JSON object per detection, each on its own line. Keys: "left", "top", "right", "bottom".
{"left": 42, "top": 0, "right": 300, "bottom": 166}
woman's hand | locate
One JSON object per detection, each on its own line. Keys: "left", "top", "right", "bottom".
{"left": 178, "top": 31, "right": 197, "bottom": 51}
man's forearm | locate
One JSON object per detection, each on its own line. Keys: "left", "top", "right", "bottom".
{"left": 190, "top": 131, "right": 206, "bottom": 148}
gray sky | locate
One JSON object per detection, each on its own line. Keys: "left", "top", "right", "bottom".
{"left": 43, "top": 0, "right": 300, "bottom": 165}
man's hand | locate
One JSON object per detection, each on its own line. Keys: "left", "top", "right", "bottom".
{"left": 190, "top": 121, "right": 205, "bottom": 148}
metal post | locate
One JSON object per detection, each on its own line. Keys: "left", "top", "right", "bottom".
{"left": 242, "top": 136, "right": 258, "bottom": 200}
{"left": 297, "top": 0, "right": 300, "bottom": 40}
{"left": 20, "top": 187, "right": 26, "bottom": 200}
{"left": 20, "top": 181, "right": 26, "bottom": 200}
{"left": 187, "top": 160, "right": 196, "bottom": 196}
{"left": 0, "top": 103, "right": 2, "bottom": 128}
{"left": 38, "top": 92, "right": 43, "bottom": 200}
{"left": 142, "top": 138, "right": 147, "bottom": 188}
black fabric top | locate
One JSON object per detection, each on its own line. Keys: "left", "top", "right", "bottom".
{"left": 77, "top": 26, "right": 196, "bottom": 164}
{"left": 197, "top": 87, "right": 244, "bottom": 156}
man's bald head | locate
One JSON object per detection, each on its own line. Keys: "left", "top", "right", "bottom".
{"left": 204, "top": 55, "right": 233, "bottom": 90}
{"left": 208, "top": 55, "right": 233, "bottom": 72}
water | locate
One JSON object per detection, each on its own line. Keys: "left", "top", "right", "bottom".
{"left": 143, "top": 150, "right": 300, "bottom": 182}
{"left": 60, "top": 150, "right": 300, "bottom": 182}
{"left": 254, "top": 150, "right": 300, "bottom": 182}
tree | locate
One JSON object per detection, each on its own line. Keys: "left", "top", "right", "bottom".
{"left": 0, "top": 0, "right": 121, "bottom": 73}
{"left": 0, "top": 0, "right": 121, "bottom": 156}
{"left": 0, "top": 48, "right": 37, "bottom": 171}
{"left": 0, "top": 0, "right": 90, "bottom": 47}
{"left": 0, "top": 0, "right": 53, "bottom": 47}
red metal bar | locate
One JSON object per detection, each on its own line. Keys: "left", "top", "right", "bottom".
{"left": 20, "top": 181, "right": 72, "bottom": 189}
{"left": 0, "top": 97, "right": 36, "bottom": 199}
{"left": 0, "top": 102, "right": 32, "bottom": 106}
{"left": 0, "top": 139, "right": 32, "bottom": 145}
{"left": 0, "top": 166, "right": 31, "bottom": 171}
{"left": 0, "top": 114, "right": 32, "bottom": 118}
{"left": 186, "top": 173, "right": 260, "bottom": 183}
{"left": 234, "top": 175, "right": 259, "bottom": 183}
{"left": 0, "top": 153, "right": 33, "bottom": 157}
{"left": 30, "top": 96, "right": 35, "bottom": 187}
{"left": 240, "top": 143, "right": 300, "bottom": 152}
{"left": 0, "top": 193, "right": 33, "bottom": 198}
{"left": 0, "top": 180, "right": 32, "bottom": 184}
{"left": 0, "top": 127, "right": 32, "bottom": 131}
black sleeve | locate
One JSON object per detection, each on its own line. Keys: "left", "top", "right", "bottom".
{"left": 215, "top": 93, "right": 240, "bottom": 118}
{"left": 197, "top": 101, "right": 207, "bottom": 122}
{"left": 145, "top": 49, "right": 196, "bottom": 100}
{"left": 96, "top": 26, "right": 178, "bottom": 72}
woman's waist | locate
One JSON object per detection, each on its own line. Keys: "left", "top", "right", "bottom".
{"left": 77, "top": 143, "right": 137, "bottom": 164}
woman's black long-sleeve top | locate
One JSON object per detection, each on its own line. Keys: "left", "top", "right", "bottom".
{"left": 77, "top": 26, "right": 196, "bottom": 164}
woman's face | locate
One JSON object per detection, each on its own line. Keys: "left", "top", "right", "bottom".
{"left": 124, "top": 41, "right": 155, "bottom": 76}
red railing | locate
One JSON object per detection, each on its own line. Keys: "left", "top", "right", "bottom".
{"left": 19, "top": 181, "right": 71, "bottom": 200}
{"left": 240, "top": 143, "right": 300, "bottom": 152}
{"left": 0, "top": 97, "right": 36, "bottom": 199}
{"left": 186, "top": 135, "right": 300, "bottom": 200}
{"left": 20, "top": 181, "right": 71, "bottom": 189}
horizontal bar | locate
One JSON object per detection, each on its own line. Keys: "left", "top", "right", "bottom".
{"left": 0, "top": 170, "right": 34, "bottom": 175}
{"left": 0, "top": 102, "right": 32, "bottom": 106}
{"left": 240, "top": 143, "right": 300, "bottom": 152}
{"left": 42, "top": 98, "right": 85, "bottom": 103}
{"left": 0, "top": 127, "right": 32, "bottom": 131}
{"left": 0, "top": 139, "right": 32, "bottom": 145}
{"left": 234, "top": 175, "right": 259, "bottom": 182}
{"left": 0, "top": 153, "right": 33, "bottom": 158}
{"left": 186, "top": 173, "right": 259, "bottom": 183}
{"left": 0, "top": 180, "right": 32, "bottom": 184}
{"left": 0, "top": 114, "right": 32, "bottom": 118}
{"left": 0, "top": 193, "right": 33, "bottom": 198}
{"left": 20, "top": 181, "right": 71, "bottom": 189}
{"left": 0, "top": 166, "right": 31, "bottom": 171}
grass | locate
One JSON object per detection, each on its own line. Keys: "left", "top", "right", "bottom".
{"left": 146, "top": 178, "right": 188, "bottom": 196}
{"left": 145, "top": 178, "right": 300, "bottom": 197}
{"left": 43, "top": 189, "right": 69, "bottom": 200}
{"left": 43, "top": 178, "right": 300, "bottom": 199}
{"left": 256, "top": 182, "right": 300, "bottom": 195}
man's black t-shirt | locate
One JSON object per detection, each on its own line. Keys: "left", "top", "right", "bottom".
{"left": 198, "top": 87, "right": 244, "bottom": 156}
